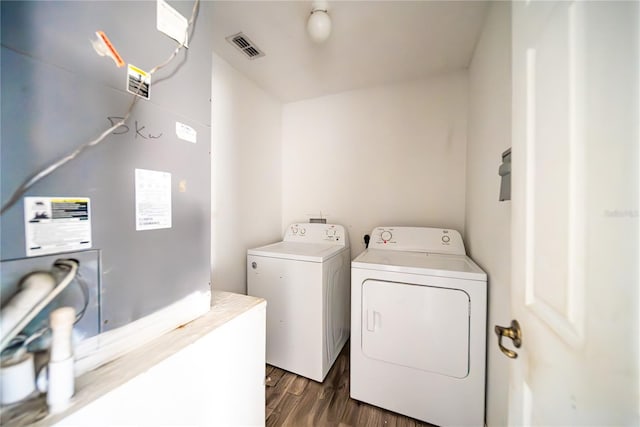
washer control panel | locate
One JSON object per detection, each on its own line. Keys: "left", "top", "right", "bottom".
{"left": 284, "top": 223, "right": 349, "bottom": 246}
{"left": 369, "top": 226, "right": 465, "bottom": 255}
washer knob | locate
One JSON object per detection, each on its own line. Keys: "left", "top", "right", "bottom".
{"left": 442, "top": 235, "right": 450, "bottom": 243}
{"left": 381, "top": 230, "right": 392, "bottom": 242}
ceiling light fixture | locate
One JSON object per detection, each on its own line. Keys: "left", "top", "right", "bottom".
{"left": 307, "top": 0, "right": 331, "bottom": 43}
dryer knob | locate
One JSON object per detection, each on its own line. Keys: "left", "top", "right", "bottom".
{"left": 381, "top": 230, "right": 392, "bottom": 242}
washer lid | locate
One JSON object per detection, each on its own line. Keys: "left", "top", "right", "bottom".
{"left": 248, "top": 241, "right": 345, "bottom": 263}
{"left": 352, "top": 249, "right": 486, "bottom": 281}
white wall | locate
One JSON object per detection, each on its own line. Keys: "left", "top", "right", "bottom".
{"left": 465, "top": 3, "right": 512, "bottom": 427}
{"left": 282, "top": 72, "right": 468, "bottom": 258}
{"left": 211, "top": 53, "right": 283, "bottom": 294}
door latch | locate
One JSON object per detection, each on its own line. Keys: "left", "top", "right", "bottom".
{"left": 494, "top": 319, "right": 522, "bottom": 359}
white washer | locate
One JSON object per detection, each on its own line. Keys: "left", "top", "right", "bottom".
{"left": 351, "top": 226, "right": 487, "bottom": 426}
{"left": 247, "top": 223, "right": 350, "bottom": 382}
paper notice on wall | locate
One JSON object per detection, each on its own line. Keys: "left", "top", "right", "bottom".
{"left": 175, "top": 121, "right": 196, "bottom": 143}
{"left": 24, "top": 197, "right": 92, "bottom": 257}
{"left": 157, "top": 0, "right": 189, "bottom": 47}
{"left": 135, "top": 168, "right": 172, "bottom": 231}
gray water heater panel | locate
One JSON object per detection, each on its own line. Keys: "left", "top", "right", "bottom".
{"left": 0, "top": 2, "right": 212, "bottom": 331}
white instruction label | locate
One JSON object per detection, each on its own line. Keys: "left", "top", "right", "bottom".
{"left": 135, "top": 169, "right": 172, "bottom": 231}
{"left": 127, "top": 64, "right": 151, "bottom": 99}
{"left": 24, "top": 197, "right": 92, "bottom": 257}
{"left": 157, "top": 0, "right": 189, "bottom": 47}
{"left": 175, "top": 121, "right": 197, "bottom": 143}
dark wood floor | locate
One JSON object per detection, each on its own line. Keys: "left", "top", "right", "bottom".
{"left": 265, "top": 342, "right": 436, "bottom": 427}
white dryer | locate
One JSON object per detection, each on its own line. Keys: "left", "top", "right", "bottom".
{"left": 247, "top": 223, "right": 350, "bottom": 382}
{"left": 351, "top": 226, "right": 487, "bottom": 426}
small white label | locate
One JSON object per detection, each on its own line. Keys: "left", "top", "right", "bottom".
{"left": 135, "top": 169, "right": 172, "bottom": 231}
{"left": 157, "top": 0, "right": 189, "bottom": 47}
{"left": 127, "top": 64, "right": 151, "bottom": 100}
{"left": 175, "top": 121, "right": 197, "bottom": 143}
{"left": 24, "top": 197, "right": 92, "bottom": 257}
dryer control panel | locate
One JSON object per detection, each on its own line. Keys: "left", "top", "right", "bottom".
{"left": 284, "top": 223, "right": 349, "bottom": 247}
{"left": 368, "top": 226, "right": 465, "bottom": 255}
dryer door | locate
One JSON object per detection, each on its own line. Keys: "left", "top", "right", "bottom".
{"left": 361, "top": 279, "right": 470, "bottom": 378}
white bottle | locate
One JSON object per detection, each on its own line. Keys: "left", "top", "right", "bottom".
{"left": 47, "top": 307, "right": 76, "bottom": 414}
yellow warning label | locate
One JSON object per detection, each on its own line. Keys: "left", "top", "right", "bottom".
{"left": 127, "top": 64, "right": 151, "bottom": 99}
{"left": 128, "top": 64, "right": 147, "bottom": 77}
{"left": 51, "top": 198, "right": 88, "bottom": 203}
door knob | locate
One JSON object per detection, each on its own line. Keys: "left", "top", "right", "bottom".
{"left": 494, "top": 319, "right": 522, "bottom": 359}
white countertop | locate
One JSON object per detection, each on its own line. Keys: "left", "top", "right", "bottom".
{"left": 1, "top": 291, "right": 265, "bottom": 427}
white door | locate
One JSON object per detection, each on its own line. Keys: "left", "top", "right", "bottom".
{"left": 509, "top": 1, "right": 638, "bottom": 425}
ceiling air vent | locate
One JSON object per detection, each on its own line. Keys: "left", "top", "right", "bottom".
{"left": 226, "top": 32, "right": 265, "bottom": 60}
